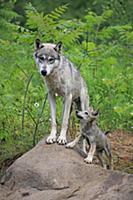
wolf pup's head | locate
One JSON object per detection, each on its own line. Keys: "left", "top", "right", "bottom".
{"left": 76, "top": 108, "right": 99, "bottom": 122}
{"left": 34, "top": 39, "right": 62, "bottom": 77}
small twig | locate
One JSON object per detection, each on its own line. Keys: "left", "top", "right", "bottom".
{"left": 27, "top": 107, "right": 37, "bottom": 125}
{"left": 85, "top": 31, "right": 89, "bottom": 52}
{"left": 94, "top": 23, "right": 100, "bottom": 43}
{"left": 78, "top": 32, "right": 89, "bottom": 69}
{"left": 22, "top": 74, "right": 33, "bottom": 131}
{"left": 78, "top": 32, "right": 100, "bottom": 70}
{"left": 16, "top": 64, "right": 29, "bottom": 78}
{"left": 87, "top": 48, "right": 100, "bottom": 53}
{"left": 32, "top": 93, "right": 48, "bottom": 146}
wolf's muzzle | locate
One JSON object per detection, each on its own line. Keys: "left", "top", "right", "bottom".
{"left": 41, "top": 70, "right": 47, "bottom": 76}
{"left": 76, "top": 111, "right": 83, "bottom": 119}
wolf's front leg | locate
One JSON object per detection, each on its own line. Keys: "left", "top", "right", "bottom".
{"left": 57, "top": 93, "right": 72, "bottom": 145}
{"left": 46, "top": 92, "right": 57, "bottom": 144}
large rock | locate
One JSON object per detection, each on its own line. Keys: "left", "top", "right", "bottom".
{"left": 0, "top": 138, "right": 133, "bottom": 200}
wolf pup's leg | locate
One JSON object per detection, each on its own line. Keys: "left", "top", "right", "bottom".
{"left": 97, "top": 150, "right": 107, "bottom": 169}
{"left": 57, "top": 93, "right": 72, "bottom": 145}
{"left": 104, "top": 146, "right": 113, "bottom": 170}
{"left": 84, "top": 142, "right": 96, "bottom": 164}
{"left": 109, "top": 152, "right": 113, "bottom": 170}
{"left": 106, "top": 149, "right": 113, "bottom": 170}
{"left": 66, "top": 134, "right": 81, "bottom": 148}
{"left": 82, "top": 139, "right": 88, "bottom": 155}
{"left": 46, "top": 93, "right": 57, "bottom": 144}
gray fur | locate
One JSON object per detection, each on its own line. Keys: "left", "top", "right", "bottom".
{"left": 34, "top": 39, "right": 89, "bottom": 145}
{"left": 66, "top": 108, "right": 113, "bottom": 170}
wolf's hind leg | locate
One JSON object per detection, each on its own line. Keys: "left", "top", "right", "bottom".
{"left": 57, "top": 93, "right": 72, "bottom": 145}
{"left": 80, "top": 82, "right": 89, "bottom": 111}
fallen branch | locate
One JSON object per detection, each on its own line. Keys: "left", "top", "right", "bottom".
{"left": 32, "top": 93, "right": 48, "bottom": 146}
{"left": 22, "top": 74, "right": 33, "bottom": 131}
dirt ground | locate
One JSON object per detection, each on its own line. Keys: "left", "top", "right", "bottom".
{"left": 108, "top": 131, "right": 133, "bottom": 173}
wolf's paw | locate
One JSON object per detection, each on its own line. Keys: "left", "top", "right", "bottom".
{"left": 84, "top": 155, "right": 93, "bottom": 164}
{"left": 57, "top": 136, "right": 67, "bottom": 145}
{"left": 46, "top": 135, "right": 57, "bottom": 144}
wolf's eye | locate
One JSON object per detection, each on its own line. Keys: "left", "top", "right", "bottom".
{"left": 84, "top": 111, "right": 88, "bottom": 115}
{"left": 39, "top": 56, "right": 45, "bottom": 61}
{"left": 48, "top": 57, "right": 55, "bottom": 63}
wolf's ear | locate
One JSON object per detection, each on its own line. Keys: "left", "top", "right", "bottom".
{"left": 35, "top": 39, "right": 42, "bottom": 49}
{"left": 54, "top": 41, "right": 62, "bottom": 52}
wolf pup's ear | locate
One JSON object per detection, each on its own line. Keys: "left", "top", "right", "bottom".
{"left": 88, "top": 107, "right": 94, "bottom": 113}
{"left": 92, "top": 109, "right": 99, "bottom": 117}
{"left": 35, "top": 39, "right": 42, "bottom": 50}
{"left": 54, "top": 41, "right": 62, "bottom": 52}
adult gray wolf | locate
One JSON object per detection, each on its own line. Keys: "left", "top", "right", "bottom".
{"left": 66, "top": 108, "right": 113, "bottom": 169}
{"left": 34, "top": 39, "right": 89, "bottom": 145}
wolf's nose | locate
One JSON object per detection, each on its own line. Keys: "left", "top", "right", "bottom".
{"left": 41, "top": 70, "right": 47, "bottom": 76}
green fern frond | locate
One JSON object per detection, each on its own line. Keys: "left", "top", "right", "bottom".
{"left": 0, "top": 8, "right": 19, "bottom": 21}
{"left": 48, "top": 5, "right": 68, "bottom": 20}
{"left": 26, "top": 3, "right": 68, "bottom": 30}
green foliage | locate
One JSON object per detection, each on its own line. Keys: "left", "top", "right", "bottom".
{"left": 0, "top": 1, "right": 19, "bottom": 41}
{"left": 0, "top": 2, "right": 133, "bottom": 170}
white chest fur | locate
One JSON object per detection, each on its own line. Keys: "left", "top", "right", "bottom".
{"left": 45, "top": 68, "right": 66, "bottom": 96}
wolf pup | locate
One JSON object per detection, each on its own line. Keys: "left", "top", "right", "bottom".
{"left": 34, "top": 39, "right": 89, "bottom": 145}
{"left": 66, "top": 108, "right": 113, "bottom": 169}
